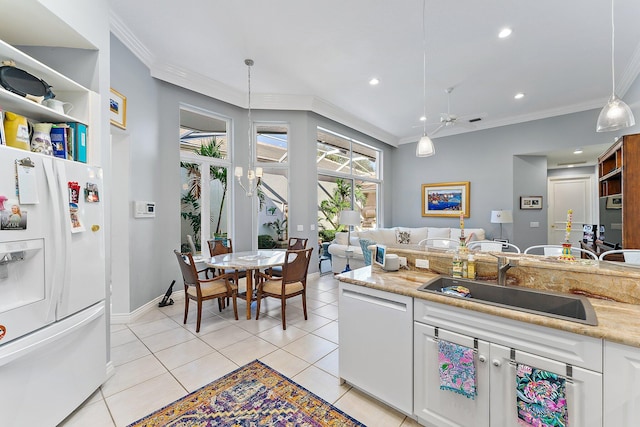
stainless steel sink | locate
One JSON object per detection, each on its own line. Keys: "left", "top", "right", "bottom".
{"left": 417, "top": 277, "right": 598, "bottom": 326}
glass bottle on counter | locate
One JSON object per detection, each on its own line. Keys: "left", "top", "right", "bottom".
{"left": 467, "top": 254, "right": 476, "bottom": 279}
{"left": 452, "top": 248, "right": 463, "bottom": 278}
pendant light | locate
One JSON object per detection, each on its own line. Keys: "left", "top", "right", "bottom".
{"left": 235, "top": 59, "right": 263, "bottom": 196}
{"left": 596, "top": 0, "right": 635, "bottom": 132}
{"left": 416, "top": 0, "right": 435, "bottom": 157}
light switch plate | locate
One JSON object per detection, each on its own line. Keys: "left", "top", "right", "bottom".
{"left": 297, "top": 225, "right": 303, "bottom": 231}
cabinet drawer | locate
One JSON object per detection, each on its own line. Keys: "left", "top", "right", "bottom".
{"left": 414, "top": 299, "right": 602, "bottom": 372}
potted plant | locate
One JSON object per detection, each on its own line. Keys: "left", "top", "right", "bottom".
{"left": 265, "top": 218, "right": 287, "bottom": 241}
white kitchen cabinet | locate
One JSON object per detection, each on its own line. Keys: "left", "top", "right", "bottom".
{"left": 490, "top": 343, "right": 602, "bottom": 427}
{"left": 414, "top": 299, "right": 603, "bottom": 427}
{"left": 603, "top": 340, "right": 640, "bottom": 426}
{"left": 338, "top": 282, "right": 413, "bottom": 415}
{"left": 414, "top": 323, "right": 491, "bottom": 427}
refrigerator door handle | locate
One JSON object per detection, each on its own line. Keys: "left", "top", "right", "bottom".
{"left": 43, "top": 158, "right": 64, "bottom": 322}
{"left": 0, "top": 303, "right": 104, "bottom": 368}
{"left": 54, "top": 160, "right": 73, "bottom": 312}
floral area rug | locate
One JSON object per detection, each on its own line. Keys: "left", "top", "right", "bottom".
{"left": 128, "top": 359, "right": 365, "bottom": 426}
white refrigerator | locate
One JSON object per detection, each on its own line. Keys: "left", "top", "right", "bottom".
{"left": 0, "top": 145, "right": 107, "bottom": 426}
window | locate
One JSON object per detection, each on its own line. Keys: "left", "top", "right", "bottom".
{"left": 179, "top": 108, "right": 231, "bottom": 254}
{"left": 317, "top": 127, "right": 381, "bottom": 241}
{"left": 256, "top": 123, "right": 289, "bottom": 248}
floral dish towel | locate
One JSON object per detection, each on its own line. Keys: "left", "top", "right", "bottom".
{"left": 438, "top": 340, "right": 476, "bottom": 399}
{"left": 516, "top": 363, "right": 568, "bottom": 427}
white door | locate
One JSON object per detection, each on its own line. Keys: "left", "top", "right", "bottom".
{"left": 547, "top": 176, "right": 594, "bottom": 245}
{"left": 0, "top": 150, "right": 56, "bottom": 344}
{"left": 55, "top": 159, "right": 105, "bottom": 319}
{"left": 490, "top": 344, "right": 602, "bottom": 427}
{"left": 414, "top": 323, "right": 490, "bottom": 427}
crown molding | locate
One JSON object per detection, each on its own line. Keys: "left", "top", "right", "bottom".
{"left": 150, "top": 60, "right": 399, "bottom": 146}
{"left": 398, "top": 99, "right": 606, "bottom": 145}
{"left": 619, "top": 40, "right": 640, "bottom": 95}
{"left": 109, "top": 11, "right": 154, "bottom": 67}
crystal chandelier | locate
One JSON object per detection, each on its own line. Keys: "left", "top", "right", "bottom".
{"left": 235, "top": 59, "right": 263, "bottom": 196}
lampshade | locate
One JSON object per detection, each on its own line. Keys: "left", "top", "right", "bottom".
{"left": 596, "top": 0, "right": 636, "bottom": 132}
{"left": 339, "top": 210, "right": 360, "bottom": 226}
{"left": 596, "top": 94, "right": 636, "bottom": 132}
{"left": 416, "top": 135, "right": 435, "bottom": 157}
{"left": 490, "top": 210, "right": 513, "bottom": 224}
{"left": 415, "top": 0, "right": 435, "bottom": 158}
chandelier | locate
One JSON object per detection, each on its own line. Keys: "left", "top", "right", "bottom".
{"left": 235, "top": 58, "right": 263, "bottom": 196}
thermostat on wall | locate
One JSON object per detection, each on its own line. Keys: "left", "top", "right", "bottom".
{"left": 134, "top": 201, "right": 156, "bottom": 218}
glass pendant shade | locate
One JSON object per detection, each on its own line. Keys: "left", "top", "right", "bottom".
{"left": 416, "top": 134, "right": 435, "bottom": 157}
{"left": 596, "top": 94, "right": 636, "bottom": 132}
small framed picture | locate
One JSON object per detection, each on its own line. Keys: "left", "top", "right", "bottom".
{"left": 520, "top": 196, "right": 543, "bottom": 210}
{"left": 606, "top": 195, "right": 622, "bottom": 209}
{"left": 109, "top": 88, "right": 127, "bottom": 129}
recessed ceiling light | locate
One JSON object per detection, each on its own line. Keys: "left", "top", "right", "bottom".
{"left": 498, "top": 28, "right": 512, "bottom": 38}
{"left": 420, "top": 116, "right": 427, "bottom": 122}
{"left": 514, "top": 92, "right": 525, "bottom": 100}
{"left": 574, "top": 148, "right": 584, "bottom": 154}
{"left": 369, "top": 78, "right": 379, "bottom": 85}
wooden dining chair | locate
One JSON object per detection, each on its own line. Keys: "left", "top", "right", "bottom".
{"left": 288, "top": 237, "right": 308, "bottom": 250}
{"left": 255, "top": 247, "right": 313, "bottom": 330}
{"left": 174, "top": 250, "right": 238, "bottom": 332}
{"left": 268, "top": 237, "right": 309, "bottom": 277}
{"left": 207, "top": 238, "right": 246, "bottom": 307}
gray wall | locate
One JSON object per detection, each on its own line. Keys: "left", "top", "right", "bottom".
{"left": 110, "top": 35, "right": 394, "bottom": 313}
{"left": 111, "top": 32, "right": 640, "bottom": 313}
{"left": 392, "top": 106, "right": 640, "bottom": 249}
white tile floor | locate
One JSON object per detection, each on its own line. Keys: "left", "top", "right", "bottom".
{"left": 59, "top": 273, "right": 421, "bottom": 427}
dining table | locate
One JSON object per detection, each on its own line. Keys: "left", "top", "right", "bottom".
{"left": 205, "top": 250, "right": 286, "bottom": 319}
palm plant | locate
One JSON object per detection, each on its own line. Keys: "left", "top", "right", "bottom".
{"left": 180, "top": 138, "right": 228, "bottom": 238}
{"left": 318, "top": 178, "right": 366, "bottom": 230}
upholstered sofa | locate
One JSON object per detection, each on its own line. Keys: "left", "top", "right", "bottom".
{"left": 327, "top": 226, "right": 485, "bottom": 273}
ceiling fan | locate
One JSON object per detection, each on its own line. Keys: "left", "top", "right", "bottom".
{"left": 428, "top": 87, "right": 486, "bottom": 136}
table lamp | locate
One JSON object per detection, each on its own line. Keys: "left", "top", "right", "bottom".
{"left": 490, "top": 209, "right": 513, "bottom": 240}
{"left": 339, "top": 209, "right": 360, "bottom": 272}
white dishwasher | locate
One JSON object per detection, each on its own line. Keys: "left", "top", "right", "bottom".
{"left": 338, "top": 281, "right": 413, "bottom": 415}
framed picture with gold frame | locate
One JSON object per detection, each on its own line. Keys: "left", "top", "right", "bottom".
{"left": 421, "top": 181, "right": 470, "bottom": 217}
{"left": 109, "top": 88, "right": 127, "bottom": 129}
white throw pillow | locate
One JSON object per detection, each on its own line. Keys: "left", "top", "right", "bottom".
{"left": 367, "top": 228, "right": 398, "bottom": 244}
{"left": 397, "top": 227, "right": 428, "bottom": 244}
{"left": 428, "top": 227, "right": 451, "bottom": 239}
{"left": 335, "top": 232, "right": 348, "bottom": 245}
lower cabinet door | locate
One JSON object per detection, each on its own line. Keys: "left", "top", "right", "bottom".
{"left": 603, "top": 340, "right": 640, "bottom": 426}
{"left": 489, "top": 344, "right": 602, "bottom": 427}
{"left": 414, "top": 323, "right": 490, "bottom": 427}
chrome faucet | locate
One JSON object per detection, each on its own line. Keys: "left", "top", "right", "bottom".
{"left": 491, "top": 255, "right": 518, "bottom": 286}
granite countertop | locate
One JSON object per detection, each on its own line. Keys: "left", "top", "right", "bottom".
{"left": 337, "top": 266, "right": 640, "bottom": 348}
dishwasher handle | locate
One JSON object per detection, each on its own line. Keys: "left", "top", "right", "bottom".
{"left": 342, "top": 288, "right": 408, "bottom": 312}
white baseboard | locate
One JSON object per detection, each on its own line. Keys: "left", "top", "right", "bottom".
{"left": 111, "top": 289, "right": 186, "bottom": 324}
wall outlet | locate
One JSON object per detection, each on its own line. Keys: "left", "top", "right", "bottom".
{"left": 415, "top": 259, "right": 429, "bottom": 269}
{"left": 310, "top": 224, "right": 315, "bottom": 231}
